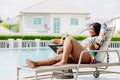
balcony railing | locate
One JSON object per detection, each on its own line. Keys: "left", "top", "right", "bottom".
{"left": 0, "top": 39, "right": 120, "bottom": 49}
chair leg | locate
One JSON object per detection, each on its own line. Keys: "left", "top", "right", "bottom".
{"left": 75, "top": 67, "right": 80, "bottom": 80}
{"left": 17, "top": 67, "right": 19, "bottom": 80}
{"left": 35, "top": 71, "right": 37, "bottom": 80}
{"left": 51, "top": 72, "right": 54, "bottom": 80}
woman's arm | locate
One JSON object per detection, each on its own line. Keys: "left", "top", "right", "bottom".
{"left": 98, "top": 23, "right": 107, "bottom": 43}
{"left": 93, "top": 23, "right": 107, "bottom": 50}
{"left": 57, "top": 47, "right": 63, "bottom": 54}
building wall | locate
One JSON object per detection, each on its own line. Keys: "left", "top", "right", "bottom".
{"left": 49, "top": 13, "right": 87, "bottom": 34}
{"left": 114, "top": 18, "right": 120, "bottom": 35}
{"left": 106, "top": 17, "right": 120, "bottom": 35}
{"left": 21, "top": 13, "right": 50, "bottom": 33}
{"left": 20, "top": 13, "right": 88, "bottom": 35}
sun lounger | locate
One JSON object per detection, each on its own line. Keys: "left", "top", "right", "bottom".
{"left": 17, "top": 27, "right": 120, "bottom": 80}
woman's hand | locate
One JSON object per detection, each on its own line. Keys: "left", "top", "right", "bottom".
{"left": 57, "top": 47, "right": 63, "bottom": 54}
{"left": 90, "top": 43, "right": 100, "bottom": 50}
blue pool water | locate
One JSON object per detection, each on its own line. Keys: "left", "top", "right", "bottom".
{"left": 0, "top": 48, "right": 56, "bottom": 78}
{"left": 0, "top": 48, "right": 119, "bottom": 79}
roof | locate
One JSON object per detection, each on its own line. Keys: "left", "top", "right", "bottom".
{"left": 21, "top": 0, "right": 89, "bottom": 14}
{"left": 2, "top": 17, "right": 18, "bottom": 25}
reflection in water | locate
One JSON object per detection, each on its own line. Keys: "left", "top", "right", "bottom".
{"left": 0, "top": 48, "right": 56, "bottom": 77}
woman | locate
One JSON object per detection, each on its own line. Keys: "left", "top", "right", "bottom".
{"left": 26, "top": 22, "right": 107, "bottom": 68}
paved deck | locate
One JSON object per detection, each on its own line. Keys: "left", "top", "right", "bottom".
{"left": 1, "top": 66, "right": 120, "bottom": 80}
{"left": 1, "top": 74, "right": 120, "bottom": 80}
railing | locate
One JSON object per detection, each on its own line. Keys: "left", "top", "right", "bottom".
{"left": 0, "top": 39, "right": 120, "bottom": 49}
{"left": 109, "top": 41, "right": 120, "bottom": 49}
{"left": 0, "top": 39, "right": 52, "bottom": 49}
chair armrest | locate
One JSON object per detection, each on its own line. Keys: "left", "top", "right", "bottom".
{"left": 77, "top": 49, "right": 120, "bottom": 67}
{"left": 48, "top": 44, "right": 63, "bottom": 53}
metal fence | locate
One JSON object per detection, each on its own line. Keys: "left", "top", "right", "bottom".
{"left": 0, "top": 39, "right": 120, "bottom": 49}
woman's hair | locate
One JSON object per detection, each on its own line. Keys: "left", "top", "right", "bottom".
{"left": 89, "top": 22, "right": 101, "bottom": 36}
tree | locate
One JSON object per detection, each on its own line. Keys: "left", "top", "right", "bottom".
{"left": 1, "top": 23, "right": 9, "bottom": 29}
{"left": 13, "top": 23, "right": 19, "bottom": 32}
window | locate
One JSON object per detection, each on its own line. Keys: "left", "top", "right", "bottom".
{"left": 70, "top": 18, "right": 78, "bottom": 25}
{"left": 53, "top": 18, "right": 60, "bottom": 33}
{"left": 33, "top": 17, "right": 41, "bottom": 25}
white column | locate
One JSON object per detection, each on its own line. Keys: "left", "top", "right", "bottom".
{"left": 8, "top": 39, "right": 14, "bottom": 49}
{"left": 35, "top": 39, "right": 40, "bottom": 48}
{"left": 17, "top": 39, "right": 22, "bottom": 49}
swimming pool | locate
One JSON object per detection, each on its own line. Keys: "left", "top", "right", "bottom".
{"left": 0, "top": 48, "right": 119, "bottom": 79}
{"left": 0, "top": 48, "right": 56, "bottom": 78}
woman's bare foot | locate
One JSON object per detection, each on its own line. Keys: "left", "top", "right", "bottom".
{"left": 26, "top": 59, "right": 36, "bottom": 68}
{"left": 53, "top": 61, "right": 67, "bottom": 66}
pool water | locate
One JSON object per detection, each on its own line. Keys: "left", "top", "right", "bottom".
{"left": 0, "top": 48, "right": 119, "bottom": 79}
{"left": 0, "top": 48, "right": 56, "bottom": 78}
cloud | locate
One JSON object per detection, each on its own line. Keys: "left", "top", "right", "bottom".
{"left": 0, "top": 0, "right": 120, "bottom": 20}
{"left": 73, "top": 0, "right": 120, "bottom": 20}
{"left": 0, "top": 0, "right": 42, "bottom": 19}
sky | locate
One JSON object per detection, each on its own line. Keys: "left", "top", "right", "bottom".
{"left": 0, "top": 0, "right": 120, "bottom": 21}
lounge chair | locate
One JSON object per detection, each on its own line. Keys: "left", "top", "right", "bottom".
{"left": 17, "top": 27, "right": 120, "bottom": 80}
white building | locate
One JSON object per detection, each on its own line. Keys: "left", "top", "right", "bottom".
{"left": 106, "top": 16, "right": 120, "bottom": 35}
{"left": 19, "top": 0, "right": 89, "bottom": 35}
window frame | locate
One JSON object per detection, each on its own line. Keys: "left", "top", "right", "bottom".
{"left": 33, "top": 16, "right": 42, "bottom": 25}
{"left": 53, "top": 18, "right": 60, "bottom": 33}
{"left": 70, "top": 18, "right": 79, "bottom": 26}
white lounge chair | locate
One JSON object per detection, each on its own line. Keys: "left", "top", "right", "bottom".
{"left": 17, "top": 27, "right": 120, "bottom": 80}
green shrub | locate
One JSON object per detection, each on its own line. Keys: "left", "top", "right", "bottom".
{"left": 111, "top": 36, "right": 120, "bottom": 41}
{"left": 0, "top": 35, "right": 61, "bottom": 40}
{"left": 118, "top": 31, "right": 120, "bottom": 35}
{"left": 0, "top": 35, "right": 119, "bottom": 41}
{"left": 73, "top": 36, "right": 87, "bottom": 40}
{"left": 1, "top": 23, "right": 9, "bottom": 29}
{"left": 13, "top": 24, "right": 19, "bottom": 32}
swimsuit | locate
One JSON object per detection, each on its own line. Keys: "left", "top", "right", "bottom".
{"left": 81, "top": 24, "right": 107, "bottom": 64}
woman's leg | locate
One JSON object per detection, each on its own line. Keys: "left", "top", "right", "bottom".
{"left": 54, "top": 37, "right": 91, "bottom": 66}
{"left": 26, "top": 54, "right": 63, "bottom": 68}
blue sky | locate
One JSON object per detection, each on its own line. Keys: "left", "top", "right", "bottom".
{"left": 0, "top": 0, "right": 120, "bottom": 21}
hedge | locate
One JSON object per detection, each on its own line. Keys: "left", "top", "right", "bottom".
{"left": 111, "top": 36, "right": 120, "bottom": 41}
{"left": 0, "top": 35, "right": 61, "bottom": 40}
{"left": 0, "top": 35, "right": 119, "bottom": 41}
